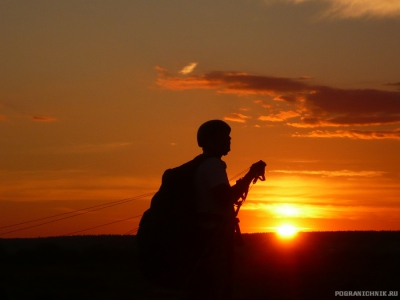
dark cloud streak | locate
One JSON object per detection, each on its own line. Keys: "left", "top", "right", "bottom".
{"left": 156, "top": 68, "right": 400, "bottom": 130}
{"left": 384, "top": 82, "right": 400, "bottom": 89}
{"left": 293, "top": 128, "right": 400, "bottom": 140}
{"left": 31, "top": 116, "right": 57, "bottom": 122}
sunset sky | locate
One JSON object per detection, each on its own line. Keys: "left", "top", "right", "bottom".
{"left": 1, "top": 0, "right": 400, "bottom": 238}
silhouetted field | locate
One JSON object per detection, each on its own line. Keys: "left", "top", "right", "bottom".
{"left": 1, "top": 232, "right": 399, "bottom": 299}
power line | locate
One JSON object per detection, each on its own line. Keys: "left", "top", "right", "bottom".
{"left": 0, "top": 167, "right": 251, "bottom": 237}
{"left": 0, "top": 192, "right": 154, "bottom": 230}
{"left": 229, "top": 168, "right": 249, "bottom": 182}
{"left": 69, "top": 168, "right": 250, "bottom": 237}
{"left": 123, "top": 227, "right": 139, "bottom": 235}
{"left": 0, "top": 193, "right": 153, "bottom": 236}
{"left": 63, "top": 215, "right": 142, "bottom": 236}
{"left": 117, "top": 168, "right": 250, "bottom": 237}
{"left": 0, "top": 193, "right": 154, "bottom": 229}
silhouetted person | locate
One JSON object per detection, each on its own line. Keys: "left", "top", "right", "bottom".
{"left": 185, "top": 120, "right": 266, "bottom": 300}
{"left": 137, "top": 120, "right": 265, "bottom": 300}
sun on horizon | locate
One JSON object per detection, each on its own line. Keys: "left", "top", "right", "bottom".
{"left": 277, "top": 224, "right": 298, "bottom": 238}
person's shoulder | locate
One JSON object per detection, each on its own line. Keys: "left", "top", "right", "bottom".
{"left": 199, "top": 157, "right": 226, "bottom": 170}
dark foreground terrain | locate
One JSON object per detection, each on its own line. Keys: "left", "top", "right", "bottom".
{"left": 1, "top": 232, "right": 399, "bottom": 299}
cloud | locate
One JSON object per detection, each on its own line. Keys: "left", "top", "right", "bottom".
{"left": 289, "top": 87, "right": 400, "bottom": 127}
{"left": 155, "top": 66, "right": 169, "bottom": 73}
{"left": 384, "top": 82, "right": 400, "bottom": 89}
{"left": 258, "top": 110, "right": 300, "bottom": 122}
{"left": 298, "top": 75, "right": 313, "bottom": 80}
{"left": 179, "top": 62, "right": 198, "bottom": 75}
{"left": 156, "top": 67, "right": 400, "bottom": 129}
{"left": 254, "top": 99, "right": 272, "bottom": 108}
{"left": 322, "top": 0, "right": 400, "bottom": 19}
{"left": 292, "top": 128, "right": 400, "bottom": 140}
{"left": 156, "top": 69, "right": 309, "bottom": 95}
{"left": 31, "top": 116, "right": 57, "bottom": 122}
{"left": 282, "top": 0, "right": 400, "bottom": 19}
{"left": 270, "top": 169, "right": 384, "bottom": 177}
{"left": 224, "top": 113, "right": 251, "bottom": 123}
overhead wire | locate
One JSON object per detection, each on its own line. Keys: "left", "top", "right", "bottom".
{"left": 0, "top": 192, "right": 154, "bottom": 230}
{"left": 123, "top": 227, "right": 139, "bottom": 236}
{"left": 0, "top": 167, "right": 251, "bottom": 237}
{"left": 229, "top": 168, "right": 249, "bottom": 182}
{"left": 63, "top": 215, "right": 142, "bottom": 236}
{"left": 0, "top": 193, "right": 154, "bottom": 236}
{"left": 120, "top": 168, "right": 251, "bottom": 235}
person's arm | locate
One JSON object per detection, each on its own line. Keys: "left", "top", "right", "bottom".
{"left": 231, "top": 160, "right": 266, "bottom": 203}
{"left": 209, "top": 160, "right": 267, "bottom": 206}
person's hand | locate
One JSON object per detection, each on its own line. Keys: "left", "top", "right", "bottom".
{"left": 249, "top": 160, "right": 267, "bottom": 183}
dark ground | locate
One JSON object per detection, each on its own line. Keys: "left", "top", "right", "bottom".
{"left": 1, "top": 232, "right": 399, "bottom": 299}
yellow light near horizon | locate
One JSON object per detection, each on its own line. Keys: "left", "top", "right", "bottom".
{"left": 273, "top": 204, "right": 300, "bottom": 217}
{"left": 277, "top": 224, "right": 297, "bottom": 238}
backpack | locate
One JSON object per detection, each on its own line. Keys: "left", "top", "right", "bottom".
{"left": 136, "top": 154, "right": 209, "bottom": 287}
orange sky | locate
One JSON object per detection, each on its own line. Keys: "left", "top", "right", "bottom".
{"left": 1, "top": 1, "right": 400, "bottom": 238}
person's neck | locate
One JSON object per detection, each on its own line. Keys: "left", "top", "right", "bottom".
{"left": 202, "top": 150, "right": 223, "bottom": 159}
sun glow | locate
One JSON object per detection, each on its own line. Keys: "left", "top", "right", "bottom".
{"left": 277, "top": 224, "right": 298, "bottom": 238}
{"left": 273, "top": 204, "right": 300, "bottom": 217}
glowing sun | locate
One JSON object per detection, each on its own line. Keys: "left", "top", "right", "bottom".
{"left": 277, "top": 224, "right": 298, "bottom": 238}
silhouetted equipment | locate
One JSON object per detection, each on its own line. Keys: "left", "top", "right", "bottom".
{"left": 233, "top": 164, "right": 266, "bottom": 245}
{"left": 137, "top": 154, "right": 209, "bottom": 287}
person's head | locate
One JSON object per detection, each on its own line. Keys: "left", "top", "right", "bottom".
{"left": 197, "top": 120, "right": 231, "bottom": 156}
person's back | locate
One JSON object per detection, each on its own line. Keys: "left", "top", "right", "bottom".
{"left": 137, "top": 154, "right": 208, "bottom": 287}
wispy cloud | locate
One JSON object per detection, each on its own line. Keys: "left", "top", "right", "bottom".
{"left": 323, "top": 0, "right": 400, "bottom": 19}
{"left": 156, "top": 69, "right": 309, "bottom": 95}
{"left": 179, "top": 62, "right": 198, "bottom": 75}
{"left": 270, "top": 169, "right": 384, "bottom": 177}
{"left": 224, "top": 113, "right": 251, "bottom": 123}
{"left": 258, "top": 110, "right": 300, "bottom": 122}
{"left": 155, "top": 67, "right": 400, "bottom": 130}
{"left": 31, "top": 116, "right": 57, "bottom": 122}
{"left": 254, "top": 99, "right": 272, "bottom": 108}
{"left": 155, "top": 66, "right": 169, "bottom": 74}
{"left": 384, "top": 82, "right": 400, "bottom": 90}
{"left": 301, "top": 87, "right": 400, "bottom": 126}
{"left": 293, "top": 128, "right": 400, "bottom": 140}
{"left": 280, "top": 0, "right": 400, "bottom": 19}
